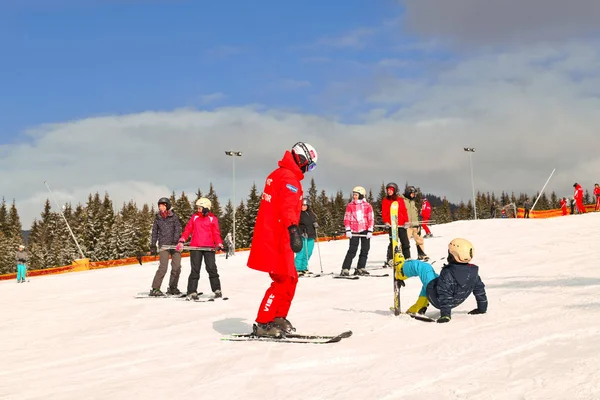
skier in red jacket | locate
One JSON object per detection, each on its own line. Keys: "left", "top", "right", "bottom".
{"left": 560, "top": 197, "right": 568, "bottom": 216}
{"left": 381, "top": 182, "right": 411, "bottom": 263}
{"left": 248, "top": 142, "right": 318, "bottom": 337}
{"left": 573, "top": 183, "right": 586, "bottom": 214}
{"left": 420, "top": 198, "right": 432, "bottom": 238}
{"left": 594, "top": 184, "right": 600, "bottom": 211}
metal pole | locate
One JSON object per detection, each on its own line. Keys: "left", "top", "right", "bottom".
{"left": 464, "top": 148, "right": 477, "bottom": 220}
{"left": 225, "top": 151, "right": 242, "bottom": 253}
{"left": 44, "top": 181, "right": 86, "bottom": 259}
{"left": 531, "top": 168, "right": 556, "bottom": 212}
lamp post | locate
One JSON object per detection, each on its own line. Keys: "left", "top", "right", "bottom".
{"left": 225, "top": 151, "right": 243, "bottom": 253}
{"left": 463, "top": 147, "right": 477, "bottom": 220}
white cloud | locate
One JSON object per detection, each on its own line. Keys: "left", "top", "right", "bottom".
{"left": 200, "top": 92, "right": 226, "bottom": 104}
{"left": 4, "top": 40, "right": 600, "bottom": 227}
{"left": 315, "top": 28, "right": 375, "bottom": 49}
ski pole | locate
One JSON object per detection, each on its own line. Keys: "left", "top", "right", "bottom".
{"left": 315, "top": 229, "right": 324, "bottom": 274}
{"left": 160, "top": 245, "right": 217, "bottom": 252}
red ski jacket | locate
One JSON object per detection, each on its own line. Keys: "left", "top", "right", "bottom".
{"left": 382, "top": 196, "right": 409, "bottom": 226}
{"left": 247, "top": 151, "right": 304, "bottom": 275}
{"left": 421, "top": 200, "right": 432, "bottom": 219}
{"left": 574, "top": 184, "right": 584, "bottom": 200}
{"left": 179, "top": 212, "right": 223, "bottom": 248}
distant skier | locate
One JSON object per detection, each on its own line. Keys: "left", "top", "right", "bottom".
{"left": 420, "top": 198, "right": 433, "bottom": 237}
{"left": 402, "top": 186, "right": 429, "bottom": 261}
{"left": 148, "top": 197, "right": 183, "bottom": 297}
{"left": 381, "top": 182, "right": 410, "bottom": 264}
{"left": 560, "top": 197, "right": 568, "bottom": 216}
{"left": 178, "top": 197, "right": 224, "bottom": 300}
{"left": 295, "top": 197, "right": 318, "bottom": 276}
{"left": 15, "top": 244, "right": 28, "bottom": 283}
{"left": 395, "top": 238, "right": 488, "bottom": 323}
{"left": 341, "top": 186, "right": 374, "bottom": 276}
{"left": 523, "top": 199, "right": 531, "bottom": 218}
{"left": 594, "top": 184, "right": 600, "bottom": 211}
{"left": 573, "top": 183, "right": 585, "bottom": 214}
{"left": 247, "top": 142, "right": 318, "bottom": 337}
{"left": 224, "top": 232, "right": 234, "bottom": 259}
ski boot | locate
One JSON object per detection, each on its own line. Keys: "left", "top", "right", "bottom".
{"left": 273, "top": 317, "right": 296, "bottom": 333}
{"left": 394, "top": 254, "right": 408, "bottom": 281}
{"left": 213, "top": 290, "right": 223, "bottom": 298}
{"left": 407, "top": 296, "right": 429, "bottom": 315}
{"left": 353, "top": 268, "right": 370, "bottom": 276}
{"left": 253, "top": 322, "right": 284, "bottom": 338}
{"left": 417, "top": 245, "right": 430, "bottom": 261}
{"left": 340, "top": 269, "right": 350, "bottom": 276}
{"left": 187, "top": 291, "right": 200, "bottom": 301}
{"left": 149, "top": 288, "right": 166, "bottom": 297}
{"left": 166, "top": 287, "right": 181, "bottom": 296}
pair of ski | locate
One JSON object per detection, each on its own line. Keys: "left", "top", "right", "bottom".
{"left": 333, "top": 273, "right": 390, "bottom": 280}
{"left": 134, "top": 292, "right": 229, "bottom": 302}
{"left": 223, "top": 330, "right": 353, "bottom": 344}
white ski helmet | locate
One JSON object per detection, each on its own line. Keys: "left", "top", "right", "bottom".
{"left": 291, "top": 142, "right": 318, "bottom": 173}
{"left": 196, "top": 197, "right": 212, "bottom": 210}
{"left": 352, "top": 186, "right": 366, "bottom": 197}
{"left": 448, "top": 238, "right": 474, "bottom": 263}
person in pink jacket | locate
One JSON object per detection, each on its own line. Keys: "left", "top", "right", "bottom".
{"left": 573, "top": 183, "right": 586, "bottom": 214}
{"left": 177, "top": 197, "right": 224, "bottom": 300}
{"left": 341, "top": 186, "right": 374, "bottom": 276}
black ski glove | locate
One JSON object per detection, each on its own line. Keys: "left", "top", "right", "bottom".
{"left": 288, "top": 225, "right": 303, "bottom": 253}
{"left": 468, "top": 308, "right": 486, "bottom": 315}
{"left": 149, "top": 246, "right": 157, "bottom": 256}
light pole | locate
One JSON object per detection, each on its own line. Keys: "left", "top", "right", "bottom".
{"left": 463, "top": 147, "right": 477, "bottom": 220}
{"left": 225, "top": 151, "right": 242, "bottom": 253}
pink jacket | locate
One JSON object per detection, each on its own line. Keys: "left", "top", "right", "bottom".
{"left": 344, "top": 200, "right": 374, "bottom": 233}
{"left": 180, "top": 212, "right": 223, "bottom": 248}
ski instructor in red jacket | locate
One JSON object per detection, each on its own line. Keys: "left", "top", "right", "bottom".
{"left": 248, "top": 142, "right": 318, "bottom": 338}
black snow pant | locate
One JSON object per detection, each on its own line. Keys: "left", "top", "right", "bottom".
{"left": 342, "top": 231, "right": 371, "bottom": 271}
{"left": 386, "top": 227, "right": 411, "bottom": 260}
{"left": 187, "top": 250, "right": 221, "bottom": 294}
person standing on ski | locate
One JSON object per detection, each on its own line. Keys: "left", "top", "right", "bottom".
{"left": 295, "top": 197, "right": 318, "bottom": 276}
{"left": 402, "top": 186, "right": 429, "bottom": 261}
{"left": 573, "top": 183, "right": 586, "bottom": 214}
{"left": 394, "top": 238, "right": 488, "bottom": 323}
{"left": 148, "top": 197, "right": 182, "bottom": 297}
{"left": 341, "top": 186, "right": 374, "bottom": 276}
{"left": 560, "top": 197, "right": 568, "bottom": 216}
{"left": 224, "top": 232, "right": 234, "bottom": 259}
{"left": 381, "top": 182, "right": 410, "bottom": 264}
{"left": 248, "top": 142, "right": 318, "bottom": 337}
{"left": 178, "top": 197, "right": 224, "bottom": 300}
{"left": 420, "top": 198, "right": 433, "bottom": 237}
{"left": 15, "top": 244, "right": 28, "bottom": 283}
{"left": 594, "top": 184, "right": 600, "bottom": 212}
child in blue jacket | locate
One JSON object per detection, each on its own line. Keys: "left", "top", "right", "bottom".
{"left": 395, "top": 238, "right": 488, "bottom": 323}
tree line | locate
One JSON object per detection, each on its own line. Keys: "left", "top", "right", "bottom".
{"left": 0, "top": 180, "right": 587, "bottom": 274}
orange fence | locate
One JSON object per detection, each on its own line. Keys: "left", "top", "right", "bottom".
{"left": 516, "top": 203, "right": 596, "bottom": 218}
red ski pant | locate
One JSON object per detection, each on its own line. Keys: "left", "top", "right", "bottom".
{"left": 256, "top": 272, "right": 298, "bottom": 324}
{"left": 421, "top": 219, "right": 431, "bottom": 235}
{"left": 595, "top": 196, "right": 600, "bottom": 211}
{"left": 575, "top": 199, "right": 586, "bottom": 214}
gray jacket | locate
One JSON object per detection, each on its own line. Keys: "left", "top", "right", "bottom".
{"left": 16, "top": 250, "right": 28, "bottom": 264}
{"left": 401, "top": 195, "right": 420, "bottom": 226}
{"left": 150, "top": 210, "right": 182, "bottom": 249}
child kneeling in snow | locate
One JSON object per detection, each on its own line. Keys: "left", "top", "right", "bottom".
{"left": 395, "top": 238, "right": 488, "bottom": 323}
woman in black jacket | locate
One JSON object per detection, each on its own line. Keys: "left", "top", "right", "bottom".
{"left": 294, "top": 198, "right": 318, "bottom": 276}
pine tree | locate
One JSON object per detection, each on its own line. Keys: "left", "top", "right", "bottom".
{"left": 244, "top": 183, "right": 261, "bottom": 244}
{"left": 206, "top": 183, "right": 222, "bottom": 219}
{"left": 234, "top": 200, "right": 248, "bottom": 247}
{"left": 0, "top": 198, "right": 8, "bottom": 237}
{"left": 137, "top": 203, "right": 155, "bottom": 254}
{"left": 431, "top": 199, "right": 453, "bottom": 224}
{"left": 220, "top": 200, "right": 234, "bottom": 245}
{"left": 7, "top": 199, "right": 23, "bottom": 245}
{"left": 374, "top": 184, "right": 386, "bottom": 229}
{"left": 175, "top": 192, "right": 194, "bottom": 231}
{"left": 0, "top": 232, "right": 14, "bottom": 274}
{"left": 316, "top": 190, "right": 333, "bottom": 236}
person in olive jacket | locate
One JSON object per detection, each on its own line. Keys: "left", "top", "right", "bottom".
{"left": 295, "top": 198, "right": 318, "bottom": 276}
{"left": 148, "top": 197, "right": 182, "bottom": 297}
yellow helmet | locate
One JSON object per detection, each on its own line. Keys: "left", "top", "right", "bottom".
{"left": 195, "top": 197, "right": 212, "bottom": 210}
{"left": 448, "top": 238, "right": 474, "bottom": 263}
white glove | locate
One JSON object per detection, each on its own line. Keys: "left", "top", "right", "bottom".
{"left": 345, "top": 230, "right": 352, "bottom": 238}
{"left": 367, "top": 232, "right": 373, "bottom": 239}
{"left": 403, "top": 223, "right": 410, "bottom": 229}
{"left": 384, "top": 223, "right": 391, "bottom": 229}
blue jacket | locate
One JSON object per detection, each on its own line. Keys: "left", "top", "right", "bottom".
{"left": 426, "top": 262, "right": 487, "bottom": 318}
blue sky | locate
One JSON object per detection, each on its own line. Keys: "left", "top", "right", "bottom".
{"left": 2, "top": 0, "right": 600, "bottom": 226}
{"left": 1, "top": 0, "right": 422, "bottom": 141}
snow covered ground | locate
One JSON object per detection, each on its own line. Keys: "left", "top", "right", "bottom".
{"left": 2, "top": 213, "right": 600, "bottom": 400}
